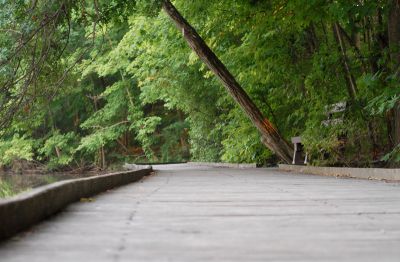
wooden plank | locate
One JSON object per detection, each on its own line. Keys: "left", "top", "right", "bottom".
{"left": 0, "top": 164, "right": 399, "bottom": 261}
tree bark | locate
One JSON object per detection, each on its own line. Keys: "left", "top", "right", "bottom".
{"left": 333, "top": 23, "right": 358, "bottom": 101}
{"left": 336, "top": 24, "right": 367, "bottom": 74}
{"left": 388, "top": 0, "right": 400, "bottom": 148}
{"left": 161, "top": 0, "right": 293, "bottom": 163}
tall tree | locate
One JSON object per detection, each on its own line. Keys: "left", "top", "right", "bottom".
{"left": 161, "top": 0, "right": 293, "bottom": 163}
{"left": 388, "top": 0, "right": 400, "bottom": 147}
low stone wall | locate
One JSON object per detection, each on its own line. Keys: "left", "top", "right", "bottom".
{"left": 188, "top": 162, "right": 257, "bottom": 168}
{"left": 279, "top": 164, "right": 400, "bottom": 181}
{"left": 0, "top": 168, "right": 152, "bottom": 241}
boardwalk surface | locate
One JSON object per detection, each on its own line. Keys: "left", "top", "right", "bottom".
{"left": 1, "top": 164, "right": 400, "bottom": 261}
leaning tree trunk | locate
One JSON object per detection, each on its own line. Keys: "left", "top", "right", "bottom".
{"left": 162, "top": 0, "right": 293, "bottom": 163}
{"left": 388, "top": 0, "right": 400, "bottom": 148}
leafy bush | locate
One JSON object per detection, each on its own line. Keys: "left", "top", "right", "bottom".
{"left": 221, "top": 112, "right": 272, "bottom": 165}
{"left": 39, "top": 131, "right": 78, "bottom": 170}
{"left": 0, "top": 135, "right": 34, "bottom": 168}
{"left": 132, "top": 116, "right": 162, "bottom": 160}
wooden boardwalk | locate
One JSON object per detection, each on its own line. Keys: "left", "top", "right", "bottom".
{"left": 1, "top": 164, "right": 400, "bottom": 261}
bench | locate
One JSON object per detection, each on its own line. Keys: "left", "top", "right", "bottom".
{"left": 322, "top": 101, "right": 347, "bottom": 126}
{"left": 291, "top": 136, "right": 308, "bottom": 165}
{"left": 290, "top": 101, "right": 347, "bottom": 165}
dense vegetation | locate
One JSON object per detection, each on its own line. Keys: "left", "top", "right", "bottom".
{"left": 0, "top": 0, "right": 399, "bottom": 171}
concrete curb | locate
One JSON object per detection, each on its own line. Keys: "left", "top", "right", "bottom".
{"left": 188, "top": 162, "right": 257, "bottom": 169}
{"left": 123, "top": 163, "right": 153, "bottom": 170}
{"left": 0, "top": 168, "right": 152, "bottom": 241}
{"left": 279, "top": 164, "right": 400, "bottom": 181}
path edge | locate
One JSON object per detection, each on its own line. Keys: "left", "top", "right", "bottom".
{"left": 279, "top": 164, "right": 400, "bottom": 181}
{"left": 187, "top": 162, "right": 256, "bottom": 169}
{"left": 0, "top": 168, "right": 152, "bottom": 241}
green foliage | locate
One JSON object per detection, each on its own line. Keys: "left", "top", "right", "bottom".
{"left": 132, "top": 116, "right": 162, "bottom": 159}
{"left": 135, "top": 0, "right": 163, "bottom": 17}
{"left": 160, "top": 121, "right": 189, "bottom": 162}
{"left": 221, "top": 117, "right": 272, "bottom": 164}
{"left": 1, "top": 0, "right": 399, "bottom": 168}
{"left": 363, "top": 72, "right": 400, "bottom": 115}
{"left": 0, "top": 135, "right": 34, "bottom": 167}
{"left": 381, "top": 144, "right": 400, "bottom": 163}
{"left": 77, "top": 81, "right": 132, "bottom": 154}
{"left": 39, "top": 131, "right": 78, "bottom": 170}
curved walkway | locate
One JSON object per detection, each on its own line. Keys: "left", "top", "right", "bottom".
{"left": 0, "top": 164, "right": 399, "bottom": 261}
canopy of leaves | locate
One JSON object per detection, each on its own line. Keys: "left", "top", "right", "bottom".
{"left": 0, "top": 0, "right": 399, "bottom": 169}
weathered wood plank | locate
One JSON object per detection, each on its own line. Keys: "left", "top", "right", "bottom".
{"left": 0, "top": 164, "right": 399, "bottom": 261}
